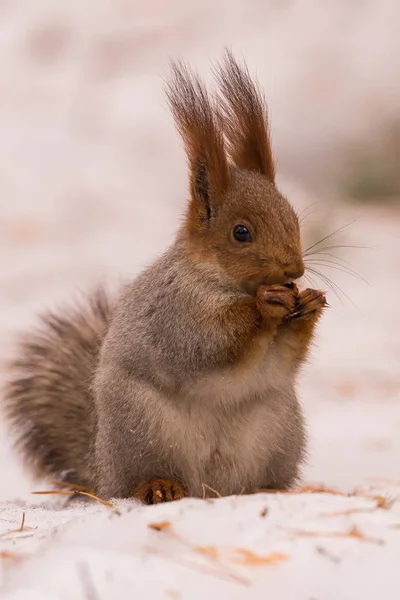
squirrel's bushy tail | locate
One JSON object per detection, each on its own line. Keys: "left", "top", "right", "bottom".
{"left": 3, "top": 289, "right": 112, "bottom": 487}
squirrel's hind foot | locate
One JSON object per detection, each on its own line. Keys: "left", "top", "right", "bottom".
{"left": 133, "top": 478, "right": 187, "bottom": 505}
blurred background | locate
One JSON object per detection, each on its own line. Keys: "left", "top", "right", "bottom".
{"left": 0, "top": 0, "right": 399, "bottom": 499}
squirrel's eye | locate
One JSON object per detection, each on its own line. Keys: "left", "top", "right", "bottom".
{"left": 233, "top": 224, "right": 252, "bottom": 243}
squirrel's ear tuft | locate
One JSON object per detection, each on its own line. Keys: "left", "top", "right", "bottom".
{"left": 166, "top": 60, "right": 229, "bottom": 226}
{"left": 214, "top": 50, "right": 275, "bottom": 183}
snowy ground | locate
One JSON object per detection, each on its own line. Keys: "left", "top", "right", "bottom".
{"left": 1, "top": 487, "right": 400, "bottom": 600}
{"left": 1, "top": 1, "right": 400, "bottom": 598}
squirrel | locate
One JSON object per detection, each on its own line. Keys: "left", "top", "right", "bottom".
{"left": 3, "top": 51, "right": 327, "bottom": 504}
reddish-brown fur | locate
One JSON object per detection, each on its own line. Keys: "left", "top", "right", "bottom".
{"left": 215, "top": 49, "right": 276, "bottom": 181}
{"left": 166, "top": 61, "right": 229, "bottom": 231}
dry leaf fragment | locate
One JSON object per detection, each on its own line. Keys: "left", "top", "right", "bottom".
{"left": 201, "top": 483, "right": 222, "bottom": 499}
{"left": 50, "top": 480, "right": 94, "bottom": 493}
{"left": 297, "top": 485, "right": 349, "bottom": 496}
{"left": 194, "top": 546, "right": 219, "bottom": 560}
{"left": 260, "top": 507, "right": 269, "bottom": 518}
{"left": 148, "top": 521, "right": 172, "bottom": 532}
{"left": 255, "top": 484, "right": 395, "bottom": 509}
{"left": 254, "top": 484, "right": 349, "bottom": 497}
{"left": 372, "top": 495, "right": 393, "bottom": 509}
{"left": 347, "top": 525, "right": 384, "bottom": 545}
{"left": 286, "top": 525, "right": 384, "bottom": 545}
{"left": 32, "top": 489, "right": 115, "bottom": 509}
{"left": 233, "top": 549, "right": 289, "bottom": 566}
{"left": 0, "top": 551, "right": 25, "bottom": 562}
{"left": 145, "top": 544, "right": 250, "bottom": 586}
{"left": 321, "top": 507, "right": 374, "bottom": 518}
{"left": 320, "top": 495, "right": 393, "bottom": 518}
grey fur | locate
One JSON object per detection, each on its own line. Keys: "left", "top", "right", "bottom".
{"left": 4, "top": 289, "right": 111, "bottom": 488}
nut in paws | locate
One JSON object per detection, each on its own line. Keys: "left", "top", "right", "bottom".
{"left": 290, "top": 288, "right": 327, "bottom": 320}
{"left": 257, "top": 284, "right": 297, "bottom": 321}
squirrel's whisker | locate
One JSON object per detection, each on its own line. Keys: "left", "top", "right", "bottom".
{"left": 305, "top": 266, "right": 359, "bottom": 311}
{"left": 303, "top": 219, "right": 360, "bottom": 255}
{"left": 297, "top": 201, "right": 324, "bottom": 225}
{"left": 303, "top": 251, "right": 362, "bottom": 272}
{"left": 302, "top": 272, "right": 319, "bottom": 290}
{"left": 304, "top": 259, "right": 368, "bottom": 285}
{"left": 306, "top": 266, "right": 343, "bottom": 304}
{"left": 304, "top": 243, "right": 372, "bottom": 256}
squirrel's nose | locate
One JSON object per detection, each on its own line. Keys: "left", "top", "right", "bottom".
{"left": 284, "top": 260, "right": 305, "bottom": 281}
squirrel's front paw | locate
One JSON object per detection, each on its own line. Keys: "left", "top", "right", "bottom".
{"left": 133, "top": 478, "right": 187, "bottom": 505}
{"left": 256, "top": 284, "right": 297, "bottom": 322}
{"left": 290, "top": 288, "right": 327, "bottom": 320}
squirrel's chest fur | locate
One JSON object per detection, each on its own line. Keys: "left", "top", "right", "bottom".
{"left": 98, "top": 251, "right": 304, "bottom": 497}
{"left": 146, "top": 348, "right": 297, "bottom": 496}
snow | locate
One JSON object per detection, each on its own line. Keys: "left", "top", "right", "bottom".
{"left": 1, "top": 1, "right": 400, "bottom": 598}
{"left": 1, "top": 488, "right": 400, "bottom": 600}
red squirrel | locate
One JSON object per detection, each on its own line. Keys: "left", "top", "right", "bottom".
{"left": 4, "top": 52, "right": 326, "bottom": 503}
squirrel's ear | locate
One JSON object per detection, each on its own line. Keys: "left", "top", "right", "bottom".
{"left": 214, "top": 50, "right": 276, "bottom": 183}
{"left": 166, "top": 61, "right": 229, "bottom": 226}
